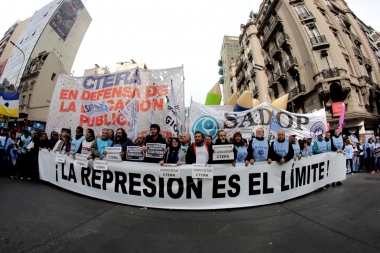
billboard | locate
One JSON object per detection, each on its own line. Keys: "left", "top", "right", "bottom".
{"left": 49, "top": 0, "right": 85, "bottom": 41}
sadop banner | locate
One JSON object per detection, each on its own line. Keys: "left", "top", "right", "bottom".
{"left": 189, "top": 101, "right": 327, "bottom": 142}
{"left": 46, "top": 67, "right": 184, "bottom": 137}
{"left": 39, "top": 150, "right": 346, "bottom": 210}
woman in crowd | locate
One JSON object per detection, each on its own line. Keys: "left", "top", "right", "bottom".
{"left": 55, "top": 132, "right": 71, "bottom": 155}
{"left": 159, "top": 137, "right": 185, "bottom": 165}
{"left": 74, "top": 128, "right": 95, "bottom": 160}
{"left": 345, "top": 139, "right": 353, "bottom": 174}
{"left": 352, "top": 142, "right": 361, "bottom": 173}
{"left": 233, "top": 131, "right": 247, "bottom": 164}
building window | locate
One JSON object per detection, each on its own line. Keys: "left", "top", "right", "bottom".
{"left": 51, "top": 73, "right": 56, "bottom": 81}
{"left": 356, "top": 89, "right": 363, "bottom": 106}
{"left": 27, "top": 94, "right": 31, "bottom": 106}
{"left": 22, "top": 95, "right": 25, "bottom": 105}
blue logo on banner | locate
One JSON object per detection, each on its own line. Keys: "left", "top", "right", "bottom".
{"left": 192, "top": 116, "right": 219, "bottom": 140}
{"left": 310, "top": 122, "right": 326, "bottom": 140}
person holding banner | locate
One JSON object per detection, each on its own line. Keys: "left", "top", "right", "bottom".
{"left": 47, "top": 131, "right": 59, "bottom": 151}
{"left": 180, "top": 132, "right": 191, "bottom": 155}
{"left": 55, "top": 132, "right": 71, "bottom": 155}
{"left": 289, "top": 134, "right": 301, "bottom": 161}
{"left": 331, "top": 129, "right": 345, "bottom": 186}
{"left": 134, "top": 134, "right": 145, "bottom": 147}
{"left": 205, "top": 135, "right": 213, "bottom": 146}
{"left": 39, "top": 133, "right": 49, "bottom": 150}
{"left": 143, "top": 124, "right": 167, "bottom": 163}
{"left": 91, "top": 128, "right": 113, "bottom": 160}
{"left": 186, "top": 131, "right": 211, "bottom": 165}
{"left": 374, "top": 137, "right": 380, "bottom": 172}
{"left": 245, "top": 128, "right": 270, "bottom": 166}
{"left": 210, "top": 130, "right": 236, "bottom": 166}
{"left": 159, "top": 137, "right": 185, "bottom": 165}
{"left": 324, "top": 132, "right": 332, "bottom": 153}
{"left": 109, "top": 128, "right": 134, "bottom": 161}
{"left": 74, "top": 128, "right": 95, "bottom": 160}
{"left": 69, "top": 126, "right": 85, "bottom": 156}
{"left": 233, "top": 132, "right": 248, "bottom": 164}
{"left": 268, "top": 129, "right": 294, "bottom": 164}
{"left": 313, "top": 132, "right": 331, "bottom": 154}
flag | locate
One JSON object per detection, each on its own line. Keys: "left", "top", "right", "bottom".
{"left": 81, "top": 100, "right": 109, "bottom": 119}
{"left": 350, "top": 134, "right": 359, "bottom": 143}
{"left": 166, "top": 80, "right": 183, "bottom": 136}
{"left": 120, "top": 97, "right": 138, "bottom": 141}
{"left": 0, "top": 91, "right": 19, "bottom": 117}
{"left": 268, "top": 110, "right": 281, "bottom": 142}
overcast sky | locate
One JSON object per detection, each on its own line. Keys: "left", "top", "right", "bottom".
{"left": 1, "top": 0, "right": 379, "bottom": 106}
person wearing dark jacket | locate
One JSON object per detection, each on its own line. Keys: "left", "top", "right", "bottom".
{"left": 47, "top": 131, "right": 59, "bottom": 151}
{"left": 210, "top": 130, "right": 237, "bottom": 166}
{"left": 75, "top": 128, "right": 95, "bottom": 160}
{"left": 186, "top": 131, "right": 212, "bottom": 165}
{"left": 268, "top": 129, "right": 294, "bottom": 164}
{"left": 27, "top": 131, "right": 40, "bottom": 181}
{"left": 160, "top": 137, "right": 185, "bottom": 165}
{"left": 39, "top": 132, "right": 49, "bottom": 150}
{"left": 110, "top": 128, "right": 134, "bottom": 161}
{"left": 142, "top": 124, "right": 167, "bottom": 163}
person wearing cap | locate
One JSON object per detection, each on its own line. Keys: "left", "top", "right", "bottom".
{"left": 268, "top": 129, "right": 294, "bottom": 164}
{"left": 303, "top": 136, "right": 313, "bottom": 157}
{"left": 142, "top": 124, "right": 167, "bottom": 163}
{"left": 313, "top": 131, "right": 331, "bottom": 154}
{"left": 70, "top": 126, "right": 86, "bottom": 156}
{"left": 245, "top": 128, "right": 271, "bottom": 166}
{"left": 289, "top": 133, "right": 301, "bottom": 161}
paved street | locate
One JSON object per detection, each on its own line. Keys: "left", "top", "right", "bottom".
{"left": 1, "top": 172, "right": 380, "bottom": 253}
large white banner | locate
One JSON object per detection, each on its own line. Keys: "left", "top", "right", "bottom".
{"left": 46, "top": 67, "right": 185, "bottom": 138}
{"left": 39, "top": 150, "right": 346, "bottom": 210}
{"left": 189, "top": 101, "right": 328, "bottom": 142}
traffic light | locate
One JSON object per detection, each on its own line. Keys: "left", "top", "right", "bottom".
{"left": 13, "top": 119, "right": 17, "bottom": 127}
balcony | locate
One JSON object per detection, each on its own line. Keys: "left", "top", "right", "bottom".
{"left": 264, "top": 56, "right": 274, "bottom": 67}
{"left": 340, "top": 15, "right": 350, "bottom": 25}
{"left": 252, "top": 86, "right": 259, "bottom": 97}
{"left": 268, "top": 76, "right": 277, "bottom": 88}
{"left": 339, "top": 22, "right": 349, "bottom": 32}
{"left": 298, "top": 11, "right": 315, "bottom": 23}
{"left": 310, "top": 35, "right": 329, "bottom": 49}
{"left": 278, "top": 33, "right": 290, "bottom": 48}
{"left": 248, "top": 49, "right": 253, "bottom": 61}
{"left": 322, "top": 67, "right": 340, "bottom": 79}
{"left": 275, "top": 69, "right": 286, "bottom": 82}
{"left": 257, "top": 0, "right": 279, "bottom": 32}
{"left": 363, "top": 75, "right": 372, "bottom": 85}
{"left": 351, "top": 33, "right": 361, "bottom": 45}
{"left": 327, "top": 5, "right": 339, "bottom": 14}
{"left": 237, "top": 73, "right": 245, "bottom": 86}
{"left": 289, "top": 0, "right": 303, "bottom": 4}
{"left": 236, "top": 59, "right": 244, "bottom": 74}
{"left": 245, "top": 35, "right": 250, "bottom": 45}
{"left": 269, "top": 46, "right": 281, "bottom": 59}
{"left": 363, "top": 56, "right": 371, "bottom": 67}
{"left": 261, "top": 16, "right": 282, "bottom": 47}
{"left": 250, "top": 68, "right": 256, "bottom": 78}
{"left": 289, "top": 84, "right": 306, "bottom": 99}
{"left": 284, "top": 57, "right": 298, "bottom": 72}
{"left": 352, "top": 46, "right": 362, "bottom": 58}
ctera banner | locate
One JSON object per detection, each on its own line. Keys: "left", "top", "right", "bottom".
{"left": 39, "top": 150, "right": 346, "bottom": 210}
{"left": 189, "top": 101, "right": 328, "bottom": 142}
{"left": 46, "top": 67, "right": 184, "bottom": 138}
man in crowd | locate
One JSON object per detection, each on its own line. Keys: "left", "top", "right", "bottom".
{"left": 180, "top": 132, "right": 191, "bottom": 155}
{"left": 211, "top": 130, "right": 236, "bottom": 166}
{"left": 143, "top": 124, "right": 167, "bottom": 163}
{"left": 112, "top": 128, "right": 134, "bottom": 161}
{"left": 289, "top": 133, "right": 301, "bottom": 161}
{"left": 70, "top": 126, "right": 86, "bottom": 156}
{"left": 0, "top": 128, "right": 6, "bottom": 176}
{"left": 304, "top": 136, "right": 314, "bottom": 156}
{"left": 313, "top": 132, "right": 330, "bottom": 154}
{"left": 325, "top": 131, "right": 331, "bottom": 151}
{"left": 205, "top": 135, "right": 213, "bottom": 146}
{"left": 19, "top": 130, "right": 32, "bottom": 179}
{"left": 331, "top": 128, "right": 345, "bottom": 186}
{"left": 39, "top": 133, "right": 49, "bottom": 149}
{"left": 47, "top": 131, "right": 59, "bottom": 151}
{"left": 268, "top": 129, "right": 294, "bottom": 164}
{"left": 91, "top": 128, "right": 113, "bottom": 160}
{"left": 375, "top": 137, "right": 380, "bottom": 172}
{"left": 186, "top": 131, "right": 211, "bottom": 165}
{"left": 245, "top": 128, "right": 270, "bottom": 166}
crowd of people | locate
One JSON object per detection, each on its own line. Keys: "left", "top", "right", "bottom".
{"left": 0, "top": 124, "right": 379, "bottom": 184}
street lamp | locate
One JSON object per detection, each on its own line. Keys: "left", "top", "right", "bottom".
{"left": 253, "top": 64, "right": 294, "bottom": 113}
{"left": 10, "top": 41, "right": 26, "bottom": 89}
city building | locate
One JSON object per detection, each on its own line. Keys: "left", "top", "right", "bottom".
{"left": 234, "top": 0, "right": 380, "bottom": 139}
{"left": 0, "top": 0, "right": 92, "bottom": 131}
{"left": 0, "top": 19, "right": 29, "bottom": 79}
{"left": 219, "top": 36, "right": 240, "bottom": 102}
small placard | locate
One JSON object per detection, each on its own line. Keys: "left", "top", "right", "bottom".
{"left": 159, "top": 164, "right": 180, "bottom": 178}
{"left": 74, "top": 154, "right": 89, "bottom": 167}
{"left": 192, "top": 164, "right": 213, "bottom": 179}
{"left": 94, "top": 160, "right": 108, "bottom": 170}
{"left": 146, "top": 143, "right": 166, "bottom": 158}
{"left": 127, "top": 146, "right": 144, "bottom": 161}
{"left": 55, "top": 153, "right": 66, "bottom": 163}
{"left": 212, "top": 144, "right": 234, "bottom": 161}
{"left": 105, "top": 147, "right": 122, "bottom": 162}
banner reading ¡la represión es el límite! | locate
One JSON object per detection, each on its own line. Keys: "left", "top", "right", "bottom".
{"left": 39, "top": 150, "right": 346, "bottom": 210}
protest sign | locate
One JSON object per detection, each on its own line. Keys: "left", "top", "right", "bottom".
{"left": 74, "top": 154, "right": 89, "bottom": 167}
{"left": 146, "top": 143, "right": 166, "bottom": 158}
{"left": 126, "top": 146, "right": 144, "bottom": 161}
{"left": 105, "top": 147, "right": 122, "bottom": 162}
{"left": 212, "top": 144, "right": 234, "bottom": 161}
{"left": 55, "top": 153, "right": 66, "bottom": 163}
{"left": 159, "top": 164, "right": 180, "bottom": 178}
{"left": 192, "top": 164, "right": 213, "bottom": 179}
